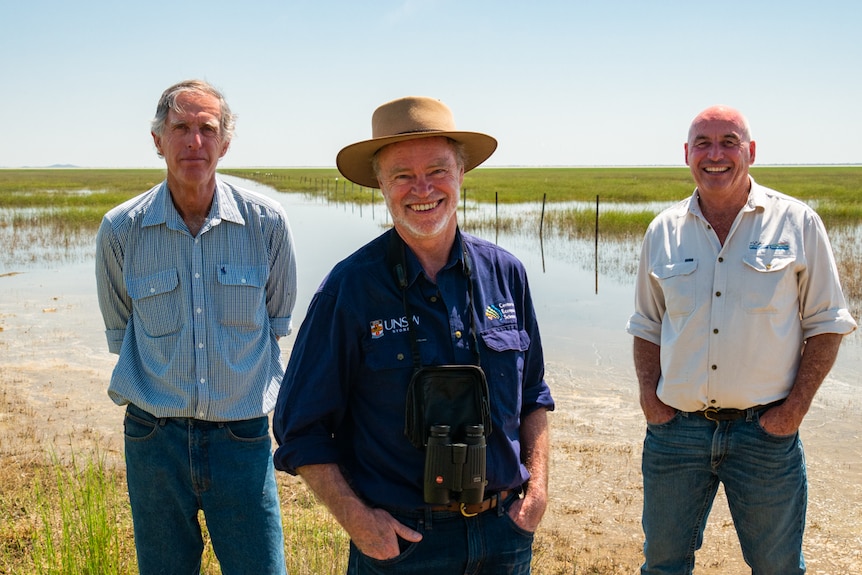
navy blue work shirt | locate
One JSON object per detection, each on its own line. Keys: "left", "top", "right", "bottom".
{"left": 273, "top": 228, "right": 554, "bottom": 509}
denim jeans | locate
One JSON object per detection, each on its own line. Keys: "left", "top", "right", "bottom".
{"left": 123, "top": 403, "right": 287, "bottom": 575}
{"left": 641, "top": 409, "right": 807, "bottom": 575}
{"left": 347, "top": 492, "right": 534, "bottom": 574}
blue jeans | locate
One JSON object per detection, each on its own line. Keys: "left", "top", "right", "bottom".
{"left": 641, "top": 409, "right": 807, "bottom": 575}
{"left": 123, "top": 403, "right": 286, "bottom": 575}
{"left": 347, "top": 492, "right": 534, "bottom": 574}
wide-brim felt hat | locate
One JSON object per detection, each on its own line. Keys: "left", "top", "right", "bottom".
{"left": 336, "top": 96, "right": 498, "bottom": 189}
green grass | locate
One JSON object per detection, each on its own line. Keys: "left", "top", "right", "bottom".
{"left": 0, "top": 450, "right": 349, "bottom": 575}
{"left": 2, "top": 166, "right": 860, "bottom": 230}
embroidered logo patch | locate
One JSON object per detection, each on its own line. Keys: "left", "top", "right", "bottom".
{"left": 749, "top": 240, "right": 791, "bottom": 252}
{"left": 370, "top": 320, "right": 384, "bottom": 339}
{"left": 485, "top": 302, "right": 517, "bottom": 322}
{"left": 370, "top": 315, "right": 419, "bottom": 339}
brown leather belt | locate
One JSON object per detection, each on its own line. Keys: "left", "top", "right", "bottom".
{"left": 692, "top": 399, "right": 784, "bottom": 422}
{"left": 428, "top": 489, "right": 514, "bottom": 517}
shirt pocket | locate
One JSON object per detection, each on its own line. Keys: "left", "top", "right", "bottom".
{"left": 651, "top": 260, "right": 697, "bottom": 317}
{"left": 216, "top": 265, "right": 268, "bottom": 328}
{"left": 127, "top": 269, "right": 182, "bottom": 337}
{"left": 480, "top": 325, "right": 530, "bottom": 353}
{"left": 741, "top": 254, "right": 796, "bottom": 314}
{"left": 479, "top": 325, "right": 529, "bottom": 419}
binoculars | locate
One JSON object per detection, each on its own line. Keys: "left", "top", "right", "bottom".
{"left": 423, "top": 423, "right": 487, "bottom": 505}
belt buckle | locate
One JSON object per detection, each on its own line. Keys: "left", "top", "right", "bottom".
{"left": 460, "top": 502, "right": 478, "bottom": 517}
{"left": 703, "top": 407, "right": 721, "bottom": 422}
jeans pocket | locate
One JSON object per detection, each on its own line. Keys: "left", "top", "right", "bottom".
{"left": 501, "top": 493, "right": 536, "bottom": 538}
{"left": 123, "top": 408, "right": 158, "bottom": 442}
{"left": 754, "top": 412, "right": 798, "bottom": 441}
{"left": 224, "top": 417, "right": 271, "bottom": 443}
{"left": 645, "top": 410, "right": 682, "bottom": 431}
{"left": 358, "top": 516, "right": 424, "bottom": 566}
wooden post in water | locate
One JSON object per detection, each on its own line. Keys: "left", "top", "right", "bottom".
{"left": 539, "top": 193, "right": 546, "bottom": 237}
{"left": 595, "top": 195, "right": 599, "bottom": 294}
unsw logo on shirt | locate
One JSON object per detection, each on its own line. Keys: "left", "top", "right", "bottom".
{"left": 370, "top": 315, "right": 419, "bottom": 339}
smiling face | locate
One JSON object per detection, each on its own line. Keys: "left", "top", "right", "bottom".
{"left": 152, "top": 90, "right": 230, "bottom": 195}
{"left": 375, "top": 136, "right": 465, "bottom": 246}
{"left": 685, "top": 106, "right": 756, "bottom": 201}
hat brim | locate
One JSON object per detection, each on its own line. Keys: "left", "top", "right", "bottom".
{"left": 336, "top": 131, "right": 498, "bottom": 189}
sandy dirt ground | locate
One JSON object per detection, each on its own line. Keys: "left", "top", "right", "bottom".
{"left": 1, "top": 264, "right": 860, "bottom": 574}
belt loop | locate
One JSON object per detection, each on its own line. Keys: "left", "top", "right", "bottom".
{"left": 496, "top": 492, "right": 505, "bottom": 517}
{"left": 424, "top": 506, "right": 433, "bottom": 530}
{"left": 745, "top": 406, "right": 757, "bottom": 422}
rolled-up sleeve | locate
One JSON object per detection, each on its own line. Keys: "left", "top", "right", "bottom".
{"left": 798, "top": 211, "right": 857, "bottom": 338}
{"left": 95, "top": 215, "right": 131, "bottom": 354}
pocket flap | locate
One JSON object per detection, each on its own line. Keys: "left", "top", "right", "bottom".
{"left": 480, "top": 326, "right": 529, "bottom": 353}
{"left": 743, "top": 254, "right": 794, "bottom": 273}
{"left": 651, "top": 260, "right": 697, "bottom": 280}
{"left": 127, "top": 269, "right": 178, "bottom": 300}
{"left": 216, "top": 265, "right": 267, "bottom": 288}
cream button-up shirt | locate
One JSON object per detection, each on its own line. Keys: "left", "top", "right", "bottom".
{"left": 626, "top": 178, "right": 856, "bottom": 412}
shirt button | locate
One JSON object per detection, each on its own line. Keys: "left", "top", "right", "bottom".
{"left": 198, "top": 343, "right": 204, "bottom": 349}
{"left": 455, "top": 331, "right": 462, "bottom": 339}
{"left": 396, "top": 353, "right": 404, "bottom": 361}
{"left": 711, "top": 365, "right": 718, "bottom": 370}
{"left": 718, "top": 257, "right": 724, "bottom": 263}
{"left": 430, "top": 296, "right": 437, "bottom": 303}
{"left": 200, "top": 378, "right": 206, "bottom": 384}
{"left": 241, "top": 278, "right": 246, "bottom": 284}
{"left": 713, "top": 328, "right": 719, "bottom": 334}
{"left": 715, "top": 291, "right": 721, "bottom": 297}
{"left": 149, "top": 287, "right": 155, "bottom": 293}
{"left": 710, "top": 399, "right": 717, "bottom": 404}
{"left": 195, "top": 273, "right": 200, "bottom": 279}
{"left": 198, "top": 412, "right": 205, "bottom": 418}
{"left": 196, "top": 308, "right": 202, "bottom": 314}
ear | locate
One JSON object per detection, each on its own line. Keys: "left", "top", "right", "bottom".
{"left": 219, "top": 139, "right": 231, "bottom": 159}
{"left": 748, "top": 140, "right": 756, "bottom": 165}
{"left": 684, "top": 143, "right": 690, "bottom": 166}
{"left": 152, "top": 132, "right": 162, "bottom": 155}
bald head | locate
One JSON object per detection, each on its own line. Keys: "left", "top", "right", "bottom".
{"left": 688, "top": 105, "right": 752, "bottom": 143}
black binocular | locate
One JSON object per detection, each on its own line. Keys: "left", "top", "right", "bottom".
{"left": 423, "top": 423, "right": 487, "bottom": 505}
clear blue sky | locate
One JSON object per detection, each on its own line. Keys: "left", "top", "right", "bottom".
{"left": 2, "top": 0, "right": 859, "bottom": 168}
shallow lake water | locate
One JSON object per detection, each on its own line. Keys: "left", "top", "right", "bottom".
{"left": 1, "top": 174, "right": 859, "bottom": 404}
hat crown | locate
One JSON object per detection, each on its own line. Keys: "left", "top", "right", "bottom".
{"left": 371, "top": 97, "right": 456, "bottom": 139}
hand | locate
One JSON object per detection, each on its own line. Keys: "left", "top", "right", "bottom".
{"left": 350, "top": 507, "right": 423, "bottom": 561}
{"left": 642, "top": 398, "right": 677, "bottom": 425}
{"left": 758, "top": 404, "right": 802, "bottom": 437}
{"left": 506, "top": 489, "right": 546, "bottom": 533}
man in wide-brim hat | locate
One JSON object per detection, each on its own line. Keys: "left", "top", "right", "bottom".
{"left": 274, "top": 96, "right": 554, "bottom": 573}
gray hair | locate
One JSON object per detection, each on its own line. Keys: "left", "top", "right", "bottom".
{"left": 150, "top": 80, "right": 236, "bottom": 154}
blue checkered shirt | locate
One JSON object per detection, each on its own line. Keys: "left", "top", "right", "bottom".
{"left": 96, "top": 178, "right": 297, "bottom": 421}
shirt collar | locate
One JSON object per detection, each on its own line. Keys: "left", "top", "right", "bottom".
{"left": 688, "top": 175, "right": 763, "bottom": 219}
{"left": 141, "top": 177, "right": 245, "bottom": 230}
{"left": 400, "top": 228, "right": 466, "bottom": 286}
